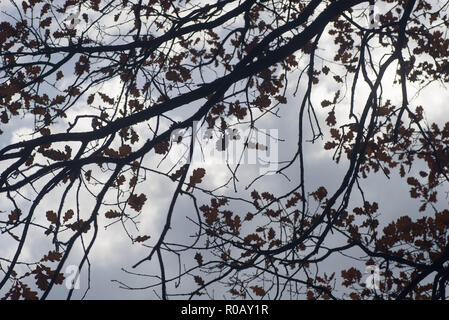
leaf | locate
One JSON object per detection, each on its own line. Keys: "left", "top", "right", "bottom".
{"left": 116, "top": 175, "right": 125, "bottom": 186}
{"left": 25, "top": 154, "right": 34, "bottom": 166}
{"left": 21, "top": 283, "right": 38, "bottom": 300}
{"left": 119, "top": 144, "right": 131, "bottom": 157}
{"left": 326, "top": 110, "right": 336, "bottom": 126}
{"left": 8, "top": 209, "right": 21, "bottom": 224}
{"left": 333, "top": 75, "right": 343, "bottom": 83}
{"left": 321, "top": 99, "right": 332, "bottom": 107}
{"left": 275, "top": 95, "right": 287, "bottom": 104}
{"left": 330, "top": 128, "right": 340, "bottom": 140}
{"left": 84, "top": 170, "right": 92, "bottom": 181}
{"left": 268, "top": 228, "right": 276, "bottom": 240}
{"left": 40, "top": 128, "right": 51, "bottom": 136}
{"left": 194, "top": 252, "right": 203, "bottom": 266}
{"left": 407, "top": 177, "right": 419, "bottom": 186}
{"left": 194, "top": 275, "right": 205, "bottom": 286}
{"left": 399, "top": 165, "right": 405, "bottom": 177}
{"left": 251, "top": 190, "right": 260, "bottom": 201}
{"left": 98, "top": 92, "right": 115, "bottom": 105}
{"left": 44, "top": 225, "right": 53, "bottom": 236}
{"left": 34, "top": 265, "right": 49, "bottom": 291}
{"left": 313, "top": 186, "right": 327, "bottom": 201}
{"left": 229, "top": 288, "right": 242, "bottom": 296}
{"left": 135, "top": 235, "right": 150, "bottom": 242}
{"left": 129, "top": 176, "right": 137, "bottom": 187}
{"left": 0, "top": 111, "right": 8, "bottom": 124}
{"left": 170, "top": 165, "right": 187, "bottom": 181}
{"left": 307, "top": 290, "right": 315, "bottom": 300}
{"left": 187, "top": 168, "right": 206, "bottom": 191}
{"left": 56, "top": 71, "right": 64, "bottom": 80}
{"left": 128, "top": 193, "right": 147, "bottom": 212}
{"left": 341, "top": 267, "right": 362, "bottom": 287}
{"left": 200, "top": 205, "right": 219, "bottom": 226}
{"left": 286, "top": 193, "right": 301, "bottom": 208}
{"left": 67, "top": 219, "right": 91, "bottom": 233}
{"left": 40, "top": 3, "right": 50, "bottom": 17}
{"left": 130, "top": 130, "right": 139, "bottom": 144}
{"left": 63, "top": 209, "right": 74, "bottom": 223}
{"left": 324, "top": 141, "right": 338, "bottom": 150}
{"left": 165, "top": 70, "right": 179, "bottom": 82}
{"left": 252, "top": 94, "right": 271, "bottom": 109}
{"left": 349, "top": 292, "right": 361, "bottom": 300}
{"left": 75, "top": 55, "right": 90, "bottom": 75}
{"left": 87, "top": 94, "right": 95, "bottom": 104}
{"left": 46, "top": 211, "right": 58, "bottom": 224}
{"left": 40, "top": 146, "right": 71, "bottom": 161}
{"left": 33, "top": 265, "right": 65, "bottom": 291}
{"left": 104, "top": 148, "right": 119, "bottom": 158}
{"left": 41, "top": 251, "right": 62, "bottom": 262}
{"left": 243, "top": 233, "right": 264, "bottom": 245}
{"left": 6, "top": 284, "right": 20, "bottom": 300}
{"left": 40, "top": 17, "right": 52, "bottom": 28}
{"left": 228, "top": 102, "right": 247, "bottom": 120}
{"left": 105, "top": 210, "right": 122, "bottom": 219}
{"left": 244, "top": 212, "right": 254, "bottom": 221}
{"left": 250, "top": 285, "right": 266, "bottom": 296}
{"left": 154, "top": 140, "right": 169, "bottom": 154}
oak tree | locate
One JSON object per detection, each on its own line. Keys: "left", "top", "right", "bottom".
{"left": 1, "top": 0, "right": 449, "bottom": 300}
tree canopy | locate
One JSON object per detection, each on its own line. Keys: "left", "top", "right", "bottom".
{"left": 1, "top": 0, "right": 449, "bottom": 300}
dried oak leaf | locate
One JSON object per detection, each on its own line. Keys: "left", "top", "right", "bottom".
{"left": 2, "top": 281, "right": 18, "bottom": 300}
{"left": 341, "top": 267, "right": 362, "bottom": 287}
{"left": 313, "top": 186, "right": 328, "bottom": 201}
{"left": 165, "top": 70, "right": 180, "bottom": 82}
{"left": 119, "top": 144, "right": 131, "bottom": 157}
{"left": 250, "top": 285, "right": 266, "bottom": 297}
{"left": 326, "top": 110, "right": 336, "bottom": 126}
{"left": 41, "top": 251, "right": 62, "bottom": 262}
{"left": 135, "top": 235, "right": 150, "bottom": 242}
{"left": 194, "top": 275, "right": 205, "bottom": 286}
{"left": 56, "top": 71, "right": 64, "bottom": 80}
{"left": 170, "top": 165, "right": 187, "bottom": 181}
{"left": 349, "top": 292, "right": 361, "bottom": 300}
{"left": 25, "top": 154, "right": 34, "bottom": 166}
{"left": 20, "top": 283, "right": 38, "bottom": 300}
{"left": 46, "top": 211, "right": 58, "bottom": 224}
{"left": 0, "top": 111, "right": 8, "bottom": 124}
{"left": 154, "top": 139, "right": 169, "bottom": 155}
{"left": 194, "top": 252, "right": 203, "bottom": 266}
{"left": 33, "top": 265, "right": 49, "bottom": 291}
{"left": 187, "top": 168, "right": 206, "bottom": 191}
{"left": 63, "top": 209, "right": 74, "bottom": 223}
{"left": 105, "top": 210, "right": 122, "bottom": 219}
{"left": 40, "top": 128, "right": 51, "bottom": 136}
{"left": 8, "top": 209, "right": 22, "bottom": 224}
{"left": 33, "top": 265, "right": 65, "bottom": 291}
{"left": 87, "top": 93, "right": 94, "bottom": 104}
{"left": 67, "top": 219, "right": 91, "bottom": 233}
{"left": 128, "top": 193, "right": 147, "bottom": 212}
{"left": 268, "top": 228, "right": 276, "bottom": 240}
